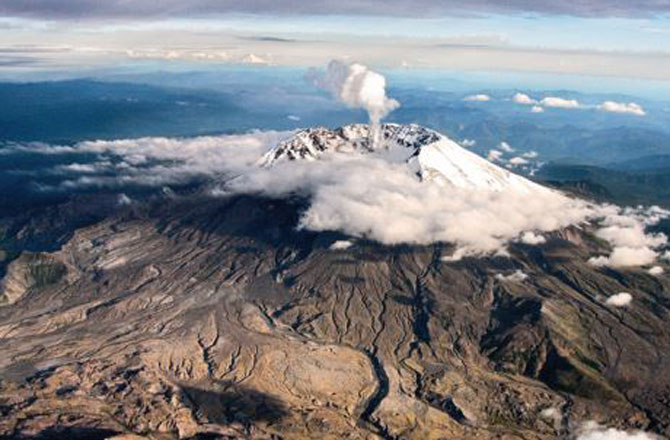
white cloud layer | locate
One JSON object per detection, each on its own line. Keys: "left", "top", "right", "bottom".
{"left": 11, "top": 128, "right": 669, "bottom": 263}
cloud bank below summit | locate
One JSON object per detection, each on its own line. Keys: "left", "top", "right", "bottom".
{"left": 9, "top": 126, "right": 668, "bottom": 264}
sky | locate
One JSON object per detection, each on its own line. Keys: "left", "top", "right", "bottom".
{"left": 1, "top": 0, "right": 670, "bottom": 81}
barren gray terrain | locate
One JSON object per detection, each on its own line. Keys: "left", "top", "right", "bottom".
{"left": 1, "top": 194, "right": 669, "bottom": 439}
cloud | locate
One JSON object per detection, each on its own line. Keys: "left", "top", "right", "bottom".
{"left": 487, "top": 149, "right": 503, "bottom": 162}
{"left": 588, "top": 207, "right": 669, "bottom": 267}
{"left": 12, "top": 128, "right": 668, "bottom": 262}
{"left": 42, "top": 131, "right": 294, "bottom": 189}
{"left": 0, "top": 55, "right": 41, "bottom": 67}
{"left": 125, "top": 48, "right": 230, "bottom": 61}
{"left": 330, "top": 240, "right": 354, "bottom": 250}
{"left": 460, "top": 139, "right": 476, "bottom": 148}
{"left": 57, "top": 162, "right": 107, "bottom": 173}
{"left": 598, "top": 101, "right": 646, "bottom": 116}
{"left": 531, "top": 105, "right": 545, "bottom": 113}
{"left": 117, "top": 193, "right": 133, "bottom": 206}
{"left": 226, "top": 144, "right": 595, "bottom": 253}
{"left": 495, "top": 270, "right": 528, "bottom": 282}
{"left": 463, "top": 94, "right": 491, "bottom": 102}
{"left": 508, "top": 156, "right": 529, "bottom": 166}
{"left": 520, "top": 231, "right": 546, "bottom": 245}
{"left": 540, "top": 97, "right": 581, "bottom": 109}
{"left": 499, "top": 142, "right": 515, "bottom": 153}
{"left": 605, "top": 292, "right": 633, "bottom": 307}
{"left": 522, "top": 151, "right": 538, "bottom": 159}
{"left": 577, "top": 421, "right": 659, "bottom": 440}
{"left": 2, "top": 0, "right": 668, "bottom": 19}
{"left": 239, "top": 53, "right": 272, "bottom": 65}
{"left": 648, "top": 266, "right": 664, "bottom": 275}
{"left": 595, "top": 222, "right": 667, "bottom": 249}
{"left": 241, "top": 36, "right": 297, "bottom": 43}
{"left": 513, "top": 93, "right": 537, "bottom": 105}
{"left": 589, "top": 246, "right": 658, "bottom": 267}
{"left": 307, "top": 60, "right": 399, "bottom": 147}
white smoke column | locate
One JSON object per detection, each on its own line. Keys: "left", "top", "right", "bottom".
{"left": 308, "top": 60, "right": 400, "bottom": 148}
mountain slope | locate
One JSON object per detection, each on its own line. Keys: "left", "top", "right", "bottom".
{"left": 0, "top": 193, "right": 669, "bottom": 439}
{"left": 262, "top": 123, "right": 545, "bottom": 193}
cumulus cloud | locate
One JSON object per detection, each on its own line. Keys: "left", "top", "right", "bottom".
{"left": 513, "top": 92, "right": 537, "bottom": 105}
{"left": 588, "top": 206, "right": 669, "bottom": 267}
{"left": 460, "top": 139, "right": 476, "bottom": 148}
{"left": 540, "top": 97, "right": 581, "bottom": 108}
{"left": 239, "top": 53, "right": 272, "bottom": 65}
{"left": 648, "top": 266, "right": 664, "bottom": 275}
{"left": 520, "top": 231, "right": 546, "bottom": 245}
{"left": 522, "top": 151, "right": 538, "bottom": 159}
{"left": 330, "top": 240, "right": 354, "bottom": 250}
{"left": 599, "top": 101, "right": 646, "bottom": 116}
{"left": 495, "top": 270, "right": 528, "bottom": 282}
{"left": 508, "top": 156, "right": 529, "bottom": 167}
{"left": 577, "top": 421, "right": 659, "bottom": 440}
{"left": 487, "top": 149, "right": 503, "bottom": 162}
{"left": 463, "top": 94, "right": 491, "bottom": 102}
{"left": 590, "top": 247, "right": 658, "bottom": 267}
{"left": 531, "top": 105, "right": 545, "bottom": 113}
{"left": 499, "top": 142, "right": 515, "bottom": 153}
{"left": 307, "top": 60, "right": 399, "bottom": 147}
{"left": 605, "top": 292, "right": 633, "bottom": 307}
{"left": 595, "top": 221, "right": 666, "bottom": 249}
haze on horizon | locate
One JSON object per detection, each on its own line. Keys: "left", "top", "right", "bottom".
{"left": 1, "top": 0, "right": 670, "bottom": 83}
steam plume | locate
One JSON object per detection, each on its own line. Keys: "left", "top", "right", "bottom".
{"left": 307, "top": 60, "right": 399, "bottom": 148}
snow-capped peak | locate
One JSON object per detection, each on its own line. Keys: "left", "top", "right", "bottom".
{"left": 261, "top": 123, "right": 546, "bottom": 194}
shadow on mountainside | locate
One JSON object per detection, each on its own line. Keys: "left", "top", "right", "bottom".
{"left": 0, "top": 427, "right": 120, "bottom": 440}
{"left": 182, "top": 381, "right": 288, "bottom": 427}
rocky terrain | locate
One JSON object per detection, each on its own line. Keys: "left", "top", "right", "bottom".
{"left": 1, "top": 124, "right": 669, "bottom": 440}
{"left": 0, "top": 192, "right": 668, "bottom": 440}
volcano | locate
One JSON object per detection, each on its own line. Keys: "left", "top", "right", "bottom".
{"left": 0, "top": 125, "right": 669, "bottom": 440}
